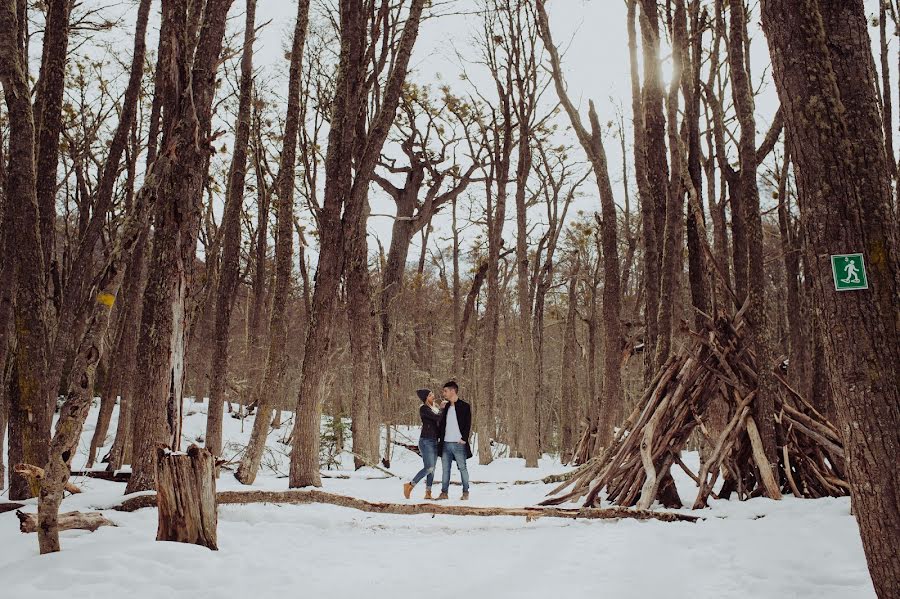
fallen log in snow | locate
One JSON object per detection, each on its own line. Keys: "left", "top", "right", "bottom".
{"left": 70, "top": 469, "right": 131, "bottom": 483}
{"left": 114, "top": 488, "right": 699, "bottom": 523}
{"left": 16, "top": 510, "right": 116, "bottom": 533}
{"left": 0, "top": 502, "right": 26, "bottom": 514}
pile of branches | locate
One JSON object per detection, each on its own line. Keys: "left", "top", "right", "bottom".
{"left": 545, "top": 304, "right": 848, "bottom": 509}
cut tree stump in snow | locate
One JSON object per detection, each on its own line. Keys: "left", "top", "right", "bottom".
{"left": 155, "top": 444, "right": 218, "bottom": 550}
{"left": 115, "top": 488, "right": 699, "bottom": 523}
{"left": 16, "top": 510, "right": 116, "bottom": 533}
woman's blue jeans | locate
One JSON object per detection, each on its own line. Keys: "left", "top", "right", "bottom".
{"left": 412, "top": 437, "right": 438, "bottom": 487}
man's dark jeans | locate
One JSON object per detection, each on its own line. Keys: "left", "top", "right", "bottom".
{"left": 441, "top": 441, "right": 470, "bottom": 493}
{"left": 412, "top": 438, "right": 438, "bottom": 487}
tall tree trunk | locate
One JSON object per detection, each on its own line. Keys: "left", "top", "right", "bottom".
{"left": 684, "top": 0, "right": 710, "bottom": 327}
{"left": 207, "top": 0, "right": 257, "bottom": 462}
{"left": 0, "top": 0, "right": 51, "bottom": 501}
{"left": 346, "top": 202, "right": 374, "bottom": 469}
{"left": 761, "top": 1, "right": 900, "bottom": 595}
{"left": 558, "top": 264, "right": 579, "bottom": 464}
{"left": 126, "top": 0, "right": 234, "bottom": 494}
{"left": 108, "top": 42, "right": 164, "bottom": 471}
{"left": 637, "top": 0, "right": 668, "bottom": 375}
{"left": 776, "top": 151, "right": 805, "bottom": 392}
{"left": 451, "top": 197, "right": 462, "bottom": 374}
{"left": 105, "top": 227, "right": 149, "bottom": 471}
{"left": 85, "top": 122, "right": 143, "bottom": 469}
{"left": 729, "top": 0, "right": 779, "bottom": 474}
{"left": 626, "top": 1, "right": 657, "bottom": 363}
{"left": 235, "top": 0, "right": 309, "bottom": 485}
{"left": 515, "top": 124, "right": 539, "bottom": 470}
{"left": 248, "top": 116, "right": 271, "bottom": 352}
{"left": 537, "top": 0, "right": 623, "bottom": 452}
{"left": 653, "top": 0, "right": 687, "bottom": 368}
{"left": 481, "top": 161, "right": 508, "bottom": 465}
{"left": 0, "top": 127, "right": 17, "bottom": 490}
{"left": 32, "top": 0, "right": 71, "bottom": 285}
{"left": 290, "top": 0, "right": 426, "bottom": 488}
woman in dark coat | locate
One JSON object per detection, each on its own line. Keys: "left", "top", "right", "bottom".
{"left": 403, "top": 389, "right": 445, "bottom": 500}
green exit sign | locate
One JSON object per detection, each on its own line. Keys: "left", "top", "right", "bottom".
{"left": 831, "top": 253, "right": 868, "bottom": 291}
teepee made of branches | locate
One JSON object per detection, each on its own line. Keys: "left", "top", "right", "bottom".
{"left": 544, "top": 303, "right": 848, "bottom": 510}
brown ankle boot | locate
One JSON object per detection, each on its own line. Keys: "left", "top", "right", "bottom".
{"left": 403, "top": 482, "right": 413, "bottom": 499}
{"left": 461, "top": 491, "right": 469, "bottom": 501}
{"left": 424, "top": 488, "right": 433, "bottom": 500}
{"left": 436, "top": 491, "right": 449, "bottom": 500}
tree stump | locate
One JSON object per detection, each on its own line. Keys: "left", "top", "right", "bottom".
{"left": 155, "top": 444, "right": 218, "bottom": 550}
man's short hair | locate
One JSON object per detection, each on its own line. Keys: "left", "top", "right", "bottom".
{"left": 443, "top": 380, "right": 459, "bottom": 393}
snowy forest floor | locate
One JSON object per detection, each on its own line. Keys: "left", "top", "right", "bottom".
{"left": 0, "top": 398, "right": 876, "bottom": 598}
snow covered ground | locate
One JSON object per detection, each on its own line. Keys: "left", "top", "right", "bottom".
{"left": 0, "top": 398, "right": 877, "bottom": 598}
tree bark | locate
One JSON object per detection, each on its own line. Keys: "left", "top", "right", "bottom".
{"left": 760, "top": 1, "right": 900, "bottom": 595}
{"left": 684, "top": 0, "right": 710, "bottom": 327}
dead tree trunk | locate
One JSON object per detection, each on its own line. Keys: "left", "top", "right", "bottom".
{"left": 155, "top": 445, "right": 217, "bottom": 550}
{"left": 207, "top": 0, "right": 258, "bottom": 463}
{"left": 235, "top": 0, "right": 310, "bottom": 485}
{"left": 761, "top": 1, "right": 900, "bottom": 595}
{"left": 18, "top": 510, "right": 115, "bottom": 534}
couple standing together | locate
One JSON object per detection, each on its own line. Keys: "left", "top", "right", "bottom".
{"left": 403, "top": 380, "right": 472, "bottom": 501}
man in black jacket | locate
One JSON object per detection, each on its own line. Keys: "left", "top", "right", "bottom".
{"left": 436, "top": 380, "right": 472, "bottom": 500}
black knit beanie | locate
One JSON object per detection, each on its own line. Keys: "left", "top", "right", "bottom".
{"left": 416, "top": 389, "right": 431, "bottom": 402}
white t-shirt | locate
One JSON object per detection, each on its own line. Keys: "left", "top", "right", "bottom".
{"left": 444, "top": 404, "right": 463, "bottom": 443}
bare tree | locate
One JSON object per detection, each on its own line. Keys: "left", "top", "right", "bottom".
{"left": 290, "top": 0, "right": 427, "bottom": 488}
{"left": 728, "top": 0, "right": 779, "bottom": 473}
{"left": 536, "top": 0, "right": 623, "bottom": 452}
{"left": 126, "top": 0, "right": 235, "bottom": 493}
{"left": 0, "top": 0, "right": 51, "bottom": 500}
{"left": 206, "top": 0, "right": 259, "bottom": 462}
